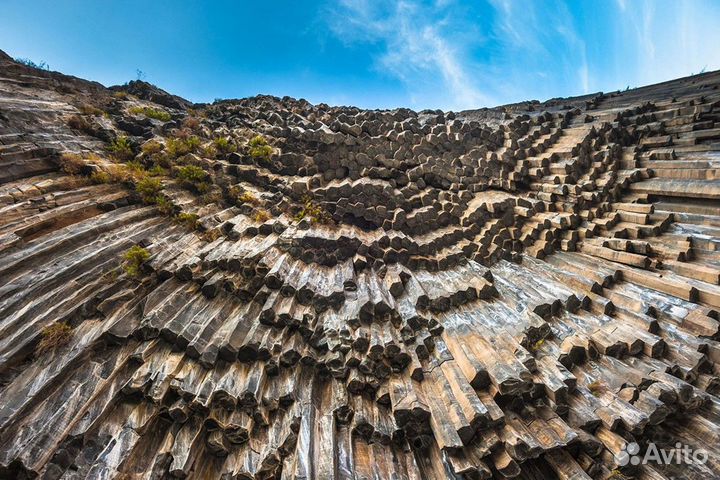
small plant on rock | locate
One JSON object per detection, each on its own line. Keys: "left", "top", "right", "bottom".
{"left": 135, "top": 176, "right": 163, "bottom": 202}
{"left": 183, "top": 116, "right": 201, "bottom": 130}
{"left": 253, "top": 209, "right": 271, "bottom": 223}
{"left": 102, "top": 268, "right": 120, "bottom": 283}
{"left": 295, "top": 196, "right": 332, "bottom": 224}
{"left": 529, "top": 338, "right": 545, "bottom": 352}
{"left": 175, "top": 165, "right": 209, "bottom": 193}
{"left": 175, "top": 212, "right": 200, "bottom": 229}
{"left": 239, "top": 192, "right": 258, "bottom": 205}
{"left": 248, "top": 135, "right": 273, "bottom": 160}
{"left": 125, "top": 160, "right": 146, "bottom": 173}
{"left": 176, "top": 165, "right": 207, "bottom": 182}
{"left": 122, "top": 245, "right": 150, "bottom": 277}
{"left": 15, "top": 57, "right": 50, "bottom": 70}
{"left": 141, "top": 140, "right": 164, "bottom": 156}
{"left": 202, "top": 189, "right": 222, "bottom": 204}
{"left": 202, "top": 229, "right": 222, "bottom": 242}
{"left": 227, "top": 186, "right": 259, "bottom": 206}
{"left": 213, "top": 136, "right": 237, "bottom": 156}
{"left": 58, "top": 153, "right": 87, "bottom": 175}
{"left": 203, "top": 145, "right": 218, "bottom": 158}
{"left": 67, "top": 114, "right": 95, "bottom": 135}
{"left": 128, "top": 106, "right": 172, "bottom": 122}
{"left": 588, "top": 380, "right": 606, "bottom": 397}
{"left": 166, "top": 136, "right": 201, "bottom": 158}
{"left": 106, "top": 164, "right": 132, "bottom": 183}
{"left": 148, "top": 165, "right": 168, "bottom": 177}
{"left": 108, "top": 136, "right": 134, "bottom": 161}
{"left": 78, "top": 103, "right": 104, "bottom": 116}
{"left": 90, "top": 171, "right": 111, "bottom": 184}
{"left": 154, "top": 195, "right": 174, "bottom": 215}
{"left": 36, "top": 323, "right": 73, "bottom": 356}
{"left": 608, "top": 470, "right": 631, "bottom": 480}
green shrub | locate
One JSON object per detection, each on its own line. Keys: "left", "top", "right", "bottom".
{"left": 122, "top": 245, "right": 150, "bottom": 277}
{"left": 36, "top": 323, "right": 72, "bottom": 356}
{"left": 154, "top": 195, "right": 174, "bottom": 215}
{"left": 176, "top": 165, "right": 207, "bottom": 183}
{"left": 213, "top": 137, "right": 237, "bottom": 155}
{"left": 148, "top": 165, "right": 168, "bottom": 176}
{"left": 174, "top": 165, "right": 209, "bottom": 194}
{"left": 295, "top": 197, "right": 332, "bottom": 224}
{"left": 136, "top": 176, "right": 163, "bottom": 201}
{"left": 166, "top": 136, "right": 201, "bottom": 158}
{"left": 248, "top": 135, "right": 273, "bottom": 159}
{"left": 108, "top": 136, "right": 134, "bottom": 161}
{"left": 175, "top": 212, "right": 200, "bottom": 229}
{"left": 125, "top": 160, "right": 145, "bottom": 173}
{"left": 129, "top": 106, "right": 172, "bottom": 122}
{"left": 248, "top": 135, "right": 267, "bottom": 147}
{"left": 202, "top": 144, "right": 218, "bottom": 158}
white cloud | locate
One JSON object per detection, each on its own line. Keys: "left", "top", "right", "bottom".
{"left": 616, "top": 0, "right": 720, "bottom": 88}
{"left": 326, "top": 0, "right": 492, "bottom": 110}
{"left": 323, "top": 0, "right": 720, "bottom": 110}
{"left": 579, "top": 62, "right": 589, "bottom": 94}
{"left": 641, "top": 0, "right": 656, "bottom": 61}
{"left": 489, "top": 0, "right": 591, "bottom": 96}
{"left": 325, "top": 0, "right": 593, "bottom": 108}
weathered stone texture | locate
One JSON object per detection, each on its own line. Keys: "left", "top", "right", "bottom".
{"left": 1, "top": 52, "right": 720, "bottom": 479}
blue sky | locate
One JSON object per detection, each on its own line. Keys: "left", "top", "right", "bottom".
{"left": 2, "top": 0, "right": 719, "bottom": 111}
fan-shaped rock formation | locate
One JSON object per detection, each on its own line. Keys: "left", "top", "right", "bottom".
{"left": 1, "top": 51, "right": 720, "bottom": 479}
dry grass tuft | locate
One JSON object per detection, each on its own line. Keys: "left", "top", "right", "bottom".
{"left": 253, "top": 209, "right": 271, "bottom": 223}
{"left": 67, "top": 114, "right": 94, "bottom": 134}
{"left": 59, "top": 153, "right": 87, "bottom": 175}
{"left": 588, "top": 380, "right": 606, "bottom": 397}
{"left": 36, "top": 323, "right": 73, "bottom": 356}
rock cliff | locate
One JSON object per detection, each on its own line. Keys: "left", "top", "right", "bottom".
{"left": 1, "top": 52, "right": 720, "bottom": 479}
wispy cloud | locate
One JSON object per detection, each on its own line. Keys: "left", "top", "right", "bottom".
{"left": 488, "top": 0, "right": 591, "bottom": 95}
{"left": 640, "top": 0, "right": 656, "bottom": 62}
{"left": 322, "top": 0, "right": 720, "bottom": 110}
{"left": 615, "top": 0, "right": 720, "bottom": 88}
{"left": 324, "top": 0, "right": 594, "bottom": 108}
{"left": 326, "top": 0, "right": 491, "bottom": 110}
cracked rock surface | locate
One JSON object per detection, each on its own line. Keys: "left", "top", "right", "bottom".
{"left": 1, "top": 50, "right": 720, "bottom": 479}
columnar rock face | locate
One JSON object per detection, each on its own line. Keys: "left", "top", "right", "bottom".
{"left": 1, "top": 50, "right": 720, "bottom": 480}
